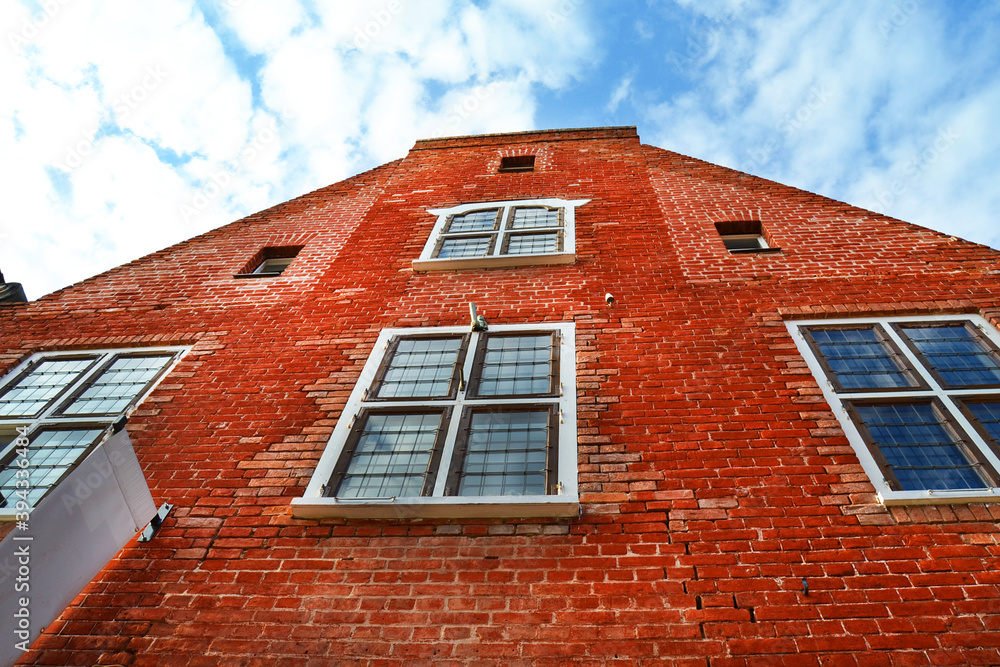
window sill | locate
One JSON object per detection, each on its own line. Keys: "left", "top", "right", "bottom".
{"left": 727, "top": 247, "right": 783, "bottom": 255}
{"left": 290, "top": 494, "right": 580, "bottom": 520}
{"left": 879, "top": 487, "right": 1000, "bottom": 505}
{"left": 411, "top": 253, "right": 575, "bottom": 272}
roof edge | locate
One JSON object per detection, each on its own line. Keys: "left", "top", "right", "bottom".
{"left": 412, "top": 126, "right": 638, "bottom": 150}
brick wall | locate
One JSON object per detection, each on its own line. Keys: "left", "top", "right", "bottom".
{"left": 4, "top": 127, "right": 1000, "bottom": 665}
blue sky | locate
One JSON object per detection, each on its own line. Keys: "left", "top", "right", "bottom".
{"left": 2, "top": 0, "right": 999, "bottom": 299}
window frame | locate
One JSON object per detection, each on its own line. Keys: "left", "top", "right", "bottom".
{"left": 293, "top": 322, "right": 578, "bottom": 519}
{"left": 0, "top": 346, "right": 187, "bottom": 518}
{"left": 787, "top": 314, "right": 1000, "bottom": 504}
{"left": 412, "top": 198, "right": 589, "bottom": 272}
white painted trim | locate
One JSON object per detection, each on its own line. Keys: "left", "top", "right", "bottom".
{"left": 786, "top": 314, "right": 1000, "bottom": 504}
{"left": 412, "top": 198, "right": 589, "bottom": 272}
{"left": 295, "top": 322, "right": 578, "bottom": 519}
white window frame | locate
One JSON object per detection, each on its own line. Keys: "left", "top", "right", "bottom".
{"left": 787, "top": 314, "right": 1000, "bottom": 505}
{"left": 293, "top": 323, "right": 578, "bottom": 519}
{"left": 411, "top": 198, "right": 589, "bottom": 272}
{"left": 0, "top": 346, "right": 187, "bottom": 519}
{"left": 722, "top": 233, "right": 769, "bottom": 252}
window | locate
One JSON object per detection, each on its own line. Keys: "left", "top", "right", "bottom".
{"left": 292, "top": 323, "right": 578, "bottom": 518}
{"left": 788, "top": 315, "right": 1000, "bottom": 503}
{"left": 0, "top": 347, "right": 184, "bottom": 514}
{"left": 498, "top": 155, "right": 535, "bottom": 173}
{"left": 235, "top": 245, "right": 303, "bottom": 278}
{"left": 715, "top": 220, "right": 778, "bottom": 253}
{"left": 412, "top": 198, "right": 589, "bottom": 271}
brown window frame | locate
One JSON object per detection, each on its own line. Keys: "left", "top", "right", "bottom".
{"left": 890, "top": 321, "right": 1000, "bottom": 390}
{"left": 445, "top": 404, "right": 559, "bottom": 496}
{"left": 800, "top": 324, "right": 927, "bottom": 394}
{"left": 325, "top": 406, "right": 452, "bottom": 499}
{"left": 51, "top": 351, "right": 179, "bottom": 418}
{"left": 466, "top": 331, "right": 560, "bottom": 399}
{"left": 367, "top": 334, "right": 470, "bottom": 402}
{"left": 843, "top": 397, "right": 1000, "bottom": 492}
{"left": 0, "top": 354, "right": 101, "bottom": 419}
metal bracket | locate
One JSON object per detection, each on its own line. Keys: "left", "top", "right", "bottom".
{"left": 138, "top": 502, "right": 173, "bottom": 542}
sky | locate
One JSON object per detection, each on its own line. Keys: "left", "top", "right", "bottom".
{"left": 1, "top": 0, "right": 998, "bottom": 300}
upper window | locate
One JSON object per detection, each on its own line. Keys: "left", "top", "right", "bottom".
{"left": 235, "top": 245, "right": 303, "bottom": 278}
{"left": 0, "top": 348, "right": 184, "bottom": 513}
{"left": 412, "top": 198, "right": 589, "bottom": 271}
{"left": 498, "top": 155, "right": 535, "bottom": 173}
{"left": 788, "top": 315, "right": 1000, "bottom": 504}
{"left": 292, "top": 323, "right": 578, "bottom": 519}
{"left": 715, "top": 220, "right": 778, "bottom": 254}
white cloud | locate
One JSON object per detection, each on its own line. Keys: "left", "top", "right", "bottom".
{"left": 2, "top": 0, "right": 596, "bottom": 298}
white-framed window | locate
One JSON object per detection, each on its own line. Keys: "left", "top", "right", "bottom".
{"left": 787, "top": 314, "right": 1000, "bottom": 504}
{"left": 293, "top": 323, "right": 578, "bottom": 519}
{"left": 0, "top": 347, "right": 186, "bottom": 515}
{"left": 411, "top": 198, "right": 589, "bottom": 272}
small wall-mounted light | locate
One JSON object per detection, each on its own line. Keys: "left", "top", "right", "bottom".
{"left": 469, "top": 302, "right": 488, "bottom": 331}
{"left": 605, "top": 293, "right": 616, "bottom": 307}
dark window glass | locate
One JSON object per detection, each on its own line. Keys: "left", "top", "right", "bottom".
{"left": 853, "top": 402, "right": 988, "bottom": 491}
{"left": 0, "top": 357, "right": 98, "bottom": 418}
{"left": 808, "top": 327, "right": 919, "bottom": 390}
{"left": 334, "top": 412, "right": 444, "bottom": 498}
{"left": 476, "top": 335, "right": 553, "bottom": 396}
{"left": 58, "top": 355, "right": 174, "bottom": 416}
{"left": 509, "top": 207, "right": 558, "bottom": 229}
{"left": 505, "top": 232, "right": 560, "bottom": 255}
{"left": 722, "top": 235, "right": 764, "bottom": 251}
{"left": 962, "top": 400, "right": 1000, "bottom": 445}
{"left": 0, "top": 428, "right": 104, "bottom": 507}
{"left": 498, "top": 155, "right": 535, "bottom": 172}
{"left": 900, "top": 324, "right": 1000, "bottom": 387}
{"left": 445, "top": 209, "right": 500, "bottom": 233}
{"left": 375, "top": 338, "right": 463, "bottom": 399}
{"left": 437, "top": 236, "right": 492, "bottom": 259}
{"left": 455, "top": 410, "right": 550, "bottom": 496}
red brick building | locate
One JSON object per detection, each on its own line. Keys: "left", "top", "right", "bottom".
{"left": 3, "top": 126, "right": 1000, "bottom": 665}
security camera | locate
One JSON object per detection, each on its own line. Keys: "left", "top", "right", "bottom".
{"left": 605, "top": 293, "right": 615, "bottom": 307}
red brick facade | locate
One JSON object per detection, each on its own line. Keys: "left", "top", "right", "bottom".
{"left": 4, "top": 126, "right": 1000, "bottom": 665}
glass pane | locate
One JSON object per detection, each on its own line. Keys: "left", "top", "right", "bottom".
{"left": 808, "top": 327, "right": 918, "bottom": 390}
{"left": 445, "top": 209, "right": 500, "bottom": 233}
{"left": 477, "top": 335, "right": 553, "bottom": 396}
{"left": 855, "top": 403, "right": 988, "bottom": 491}
{"left": 335, "top": 412, "right": 443, "bottom": 498}
{"left": 963, "top": 400, "right": 1000, "bottom": 445}
{"left": 59, "top": 355, "right": 174, "bottom": 416}
{"left": 509, "top": 207, "right": 559, "bottom": 229}
{"left": 457, "top": 411, "right": 549, "bottom": 496}
{"left": 723, "top": 235, "right": 764, "bottom": 251}
{"left": 900, "top": 324, "right": 1000, "bottom": 387}
{"left": 0, "top": 428, "right": 104, "bottom": 508}
{"left": 376, "top": 337, "right": 462, "bottom": 398}
{"left": 505, "top": 232, "right": 560, "bottom": 256}
{"left": 437, "top": 236, "right": 493, "bottom": 259}
{"left": 0, "top": 357, "right": 98, "bottom": 418}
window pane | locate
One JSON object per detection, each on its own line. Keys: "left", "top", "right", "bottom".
{"left": 854, "top": 403, "right": 988, "bottom": 491}
{"left": 437, "top": 236, "right": 493, "bottom": 259}
{"left": 445, "top": 209, "right": 500, "bottom": 233}
{"left": 477, "top": 335, "right": 553, "bottom": 396}
{"left": 335, "top": 413, "right": 443, "bottom": 498}
{"left": 723, "top": 235, "right": 764, "bottom": 251}
{"left": 0, "top": 358, "right": 97, "bottom": 417}
{"left": 59, "top": 355, "right": 174, "bottom": 416}
{"left": 376, "top": 338, "right": 462, "bottom": 398}
{"left": 808, "top": 327, "right": 918, "bottom": 390}
{"left": 509, "top": 207, "right": 559, "bottom": 229}
{"left": 0, "top": 428, "right": 104, "bottom": 507}
{"left": 505, "top": 232, "right": 559, "bottom": 256}
{"left": 457, "top": 411, "right": 549, "bottom": 496}
{"left": 963, "top": 400, "right": 1000, "bottom": 445}
{"left": 900, "top": 324, "right": 1000, "bottom": 387}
